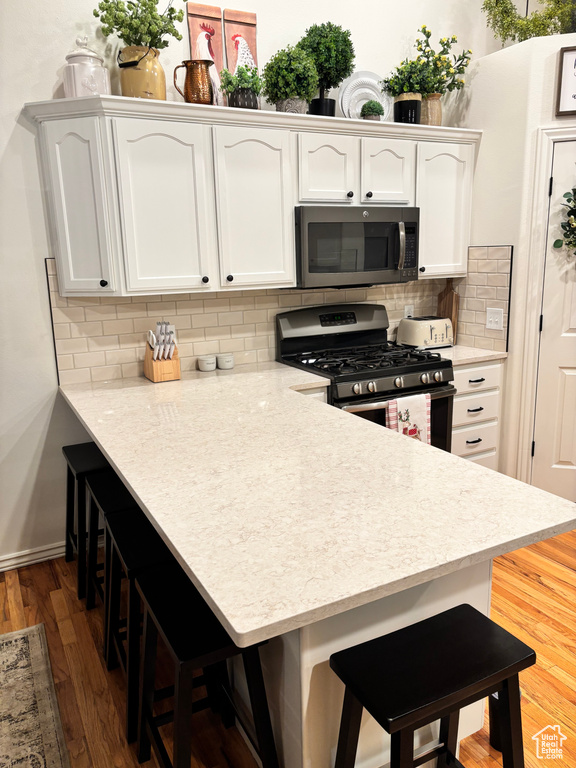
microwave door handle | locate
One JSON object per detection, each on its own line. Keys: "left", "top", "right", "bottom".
{"left": 397, "top": 221, "right": 406, "bottom": 270}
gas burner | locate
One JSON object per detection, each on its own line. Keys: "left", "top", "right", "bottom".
{"left": 295, "top": 344, "right": 444, "bottom": 376}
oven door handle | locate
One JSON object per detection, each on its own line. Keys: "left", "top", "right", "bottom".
{"left": 341, "top": 385, "right": 457, "bottom": 413}
{"left": 398, "top": 221, "right": 406, "bottom": 270}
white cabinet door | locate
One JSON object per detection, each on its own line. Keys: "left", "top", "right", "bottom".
{"left": 298, "top": 132, "right": 359, "bottom": 202}
{"left": 43, "top": 117, "right": 115, "bottom": 294}
{"left": 213, "top": 126, "right": 296, "bottom": 288}
{"left": 416, "top": 142, "right": 474, "bottom": 277}
{"left": 361, "top": 137, "right": 415, "bottom": 204}
{"left": 113, "top": 119, "right": 217, "bottom": 292}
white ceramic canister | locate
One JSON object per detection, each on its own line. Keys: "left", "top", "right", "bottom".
{"left": 198, "top": 355, "right": 217, "bottom": 372}
{"left": 63, "top": 37, "right": 111, "bottom": 98}
{"left": 216, "top": 353, "right": 234, "bottom": 370}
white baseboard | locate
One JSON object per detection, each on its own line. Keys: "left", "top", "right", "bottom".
{"left": 0, "top": 542, "right": 66, "bottom": 572}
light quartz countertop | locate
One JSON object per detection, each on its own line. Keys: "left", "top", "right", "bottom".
{"left": 443, "top": 346, "right": 507, "bottom": 366}
{"left": 59, "top": 353, "right": 574, "bottom": 648}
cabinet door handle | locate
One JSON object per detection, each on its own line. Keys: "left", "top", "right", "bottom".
{"left": 347, "top": 191, "right": 354, "bottom": 198}
{"left": 365, "top": 191, "right": 373, "bottom": 198}
{"left": 202, "top": 276, "right": 209, "bottom": 284}
{"left": 226, "top": 274, "right": 234, "bottom": 282}
{"left": 466, "top": 438, "right": 483, "bottom": 445}
{"left": 419, "top": 266, "right": 426, "bottom": 273}
{"left": 469, "top": 378, "right": 485, "bottom": 383}
{"left": 467, "top": 407, "right": 484, "bottom": 413}
{"left": 99, "top": 279, "right": 108, "bottom": 287}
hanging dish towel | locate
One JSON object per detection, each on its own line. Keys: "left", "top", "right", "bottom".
{"left": 386, "top": 393, "right": 431, "bottom": 445}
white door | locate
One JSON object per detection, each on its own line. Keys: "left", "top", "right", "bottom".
{"left": 298, "top": 132, "right": 359, "bottom": 202}
{"left": 416, "top": 142, "right": 474, "bottom": 278}
{"left": 113, "top": 118, "right": 217, "bottom": 292}
{"left": 360, "top": 137, "right": 415, "bottom": 205}
{"left": 213, "top": 125, "right": 296, "bottom": 288}
{"left": 531, "top": 139, "right": 576, "bottom": 501}
{"left": 43, "top": 117, "right": 115, "bottom": 294}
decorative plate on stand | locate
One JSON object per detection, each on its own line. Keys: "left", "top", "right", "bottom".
{"left": 339, "top": 71, "right": 392, "bottom": 120}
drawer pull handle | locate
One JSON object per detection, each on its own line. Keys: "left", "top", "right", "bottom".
{"left": 467, "top": 407, "right": 484, "bottom": 413}
{"left": 466, "top": 438, "right": 483, "bottom": 445}
{"left": 469, "top": 378, "right": 485, "bottom": 384}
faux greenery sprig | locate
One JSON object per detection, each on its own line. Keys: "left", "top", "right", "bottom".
{"left": 482, "top": 0, "right": 575, "bottom": 44}
{"left": 360, "top": 100, "right": 384, "bottom": 117}
{"left": 297, "top": 22, "right": 355, "bottom": 100}
{"left": 414, "top": 26, "right": 471, "bottom": 95}
{"left": 219, "top": 66, "right": 262, "bottom": 95}
{"left": 262, "top": 46, "right": 319, "bottom": 104}
{"left": 380, "top": 59, "right": 429, "bottom": 97}
{"left": 553, "top": 188, "right": 576, "bottom": 260}
{"left": 93, "top": 0, "right": 183, "bottom": 49}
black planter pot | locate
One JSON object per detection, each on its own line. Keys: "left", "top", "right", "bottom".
{"left": 228, "top": 88, "right": 259, "bottom": 109}
{"left": 309, "top": 97, "right": 336, "bottom": 116}
{"left": 393, "top": 95, "right": 422, "bottom": 124}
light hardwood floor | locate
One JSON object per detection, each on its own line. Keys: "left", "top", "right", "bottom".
{"left": 1, "top": 530, "right": 575, "bottom": 768}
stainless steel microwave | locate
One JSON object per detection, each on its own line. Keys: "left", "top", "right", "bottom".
{"left": 295, "top": 205, "right": 419, "bottom": 289}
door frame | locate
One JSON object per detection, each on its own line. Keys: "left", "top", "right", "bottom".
{"left": 516, "top": 126, "right": 576, "bottom": 484}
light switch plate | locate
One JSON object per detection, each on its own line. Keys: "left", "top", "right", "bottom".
{"left": 404, "top": 304, "right": 414, "bottom": 318}
{"left": 486, "top": 307, "right": 503, "bottom": 330}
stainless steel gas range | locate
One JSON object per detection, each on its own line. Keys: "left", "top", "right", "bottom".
{"left": 276, "top": 303, "right": 455, "bottom": 452}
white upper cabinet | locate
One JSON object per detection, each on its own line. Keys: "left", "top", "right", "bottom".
{"left": 360, "top": 137, "right": 415, "bottom": 204}
{"left": 416, "top": 142, "right": 475, "bottom": 278}
{"left": 43, "top": 117, "right": 115, "bottom": 294}
{"left": 298, "top": 133, "right": 359, "bottom": 202}
{"left": 113, "top": 118, "right": 217, "bottom": 292}
{"left": 212, "top": 126, "right": 296, "bottom": 288}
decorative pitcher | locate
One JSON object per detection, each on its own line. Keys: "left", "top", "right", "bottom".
{"left": 119, "top": 46, "right": 166, "bottom": 100}
{"left": 173, "top": 60, "right": 213, "bottom": 105}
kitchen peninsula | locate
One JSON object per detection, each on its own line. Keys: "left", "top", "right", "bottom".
{"left": 60, "top": 364, "right": 576, "bottom": 768}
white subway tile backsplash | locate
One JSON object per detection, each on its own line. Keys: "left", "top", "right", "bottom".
{"left": 71, "top": 322, "right": 103, "bottom": 337}
{"left": 85, "top": 305, "right": 118, "bottom": 322}
{"left": 73, "top": 352, "right": 106, "bottom": 368}
{"left": 59, "top": 368, "right": 91, "bottom": 385}
{"left": 87, "top": 335, "right": 120, "bottom": 352}
{"left": 56, "top": 338, "right": 89, "bottom": 355}
{"left": 91, "top": 365, "right": 123, "bottom": 382}
{"left": 103, "top": 319, "right": 134, "bottom": 336}
{"left": 52, "top": 306, "right": 86, "bottom": 323}
{"left": 192, "top": 313, "right": 219, "bottom": 328}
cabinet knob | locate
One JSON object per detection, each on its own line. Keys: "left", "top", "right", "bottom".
{"left": 347, "top": 191, "right": 354, "bottom": 198}
{"left": 202, "top": 276, "right": 209, "bottom": 284}
{"left": 99, "top": 279, "right": 108, "bottom": 287}
{"left": 365, "top": 191, "right": 373, "bottom": 198}
{"left": 419, "top": 266, "right": 426, "bottom": 273}
{"left": 226, "top": 274, "right": 234, "bottom": 282}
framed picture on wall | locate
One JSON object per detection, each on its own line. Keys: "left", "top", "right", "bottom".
{"left": 556, "top": 46, "right": 576, "bottom": 116}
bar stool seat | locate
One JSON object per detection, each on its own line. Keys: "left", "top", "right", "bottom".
{"left": 62, "top": 442, "right": 110, "bottom": 599}
{"left": 105, "top": 506, "right": 173, "bottom": 743}
{"left": 330, "top": 604, "right": 536, "bottom": 768}
{"left": 136, "top": 561, "right": 279, "bottom": 768}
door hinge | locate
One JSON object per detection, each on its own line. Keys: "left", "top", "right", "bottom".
{"left": 531, "top": 441, "right": 535, "bottom": 457}
{"left": 539, "top": 314, "right": 543, "bottom": 333}
{"left": 549, "top": 176, "right": 553, "bottom": 196}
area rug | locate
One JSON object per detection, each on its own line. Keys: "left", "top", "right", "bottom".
{"left": 0, "top": 624, "right": 70, "bottom": 768}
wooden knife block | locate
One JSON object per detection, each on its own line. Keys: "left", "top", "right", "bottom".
{"left": 143, "top": 346, "right": 181, "bottom": 383}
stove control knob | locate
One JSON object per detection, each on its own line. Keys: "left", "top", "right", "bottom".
{"left": 420, "top": 373, "right": 430, "bottom": 384}
{"left": 367, "top": 381, "right": 376, "bottom": 393}
{"left": 394, "top": 376, "right": 404, "bottom": 388}
{"left": 433, "top": 371, "right": 443, "bottom": 382}
{"left": 352, "top": 383, "right": 362, "bottom": 395}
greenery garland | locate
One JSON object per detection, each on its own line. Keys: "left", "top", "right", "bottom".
{"left": 553, "top": 188, "right": 576, "bottom": 260}
{"left": 481, "top": 0, "right": 575, "bottom": 44}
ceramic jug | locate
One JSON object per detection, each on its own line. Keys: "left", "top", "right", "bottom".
{"left": 173, "top": 60, "right": 213, "bottom": 105}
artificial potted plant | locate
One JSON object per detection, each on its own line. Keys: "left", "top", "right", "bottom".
{"left": 93, "top": 0, "right": 184, "bottom": 100}
{"left": 380, "top": 58, "right": 427, "bottom": 124}
{"left": 219, "top": 65, "right": 262, "bottom": 109}
{"left": 262, "top": 45, "right": 319, "bottom": 113}
{"left": 360, "top": 100, "right": 384, "bottom": 121}
{"left": 297, "top": 22, "right": 355, "bottom": 116}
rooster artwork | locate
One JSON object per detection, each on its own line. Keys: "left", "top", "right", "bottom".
{"left": 195, "top": 23, "right": 223, "bottom": 104}
{"left": 231, "top": 33, "right": 256, "bottom": 72}
{"left": 186, "top": 4, "right": 225, "bottom": 105}
{"left": 223, "top": 9, "right": 258, "bottom": 76}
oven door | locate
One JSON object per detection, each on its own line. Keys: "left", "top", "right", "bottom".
{"left": 339, "top": 384, "right": 455, "bottom": 452}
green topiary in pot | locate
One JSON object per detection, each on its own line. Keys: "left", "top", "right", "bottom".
{"left": 262, "top": 46, "right": 319, "bottom": 113}
{"left": 360, "top": 100, "right": 384, "bottom": 119}
{"left": 297, "top": 21, "right": 355, "bottom": 116}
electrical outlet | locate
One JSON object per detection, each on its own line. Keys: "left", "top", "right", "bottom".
{"left": 486, "top": 307, "right": 503, "bottom": 331}
{"left": 404, "top": 304, "right": 414, "bottom": 318}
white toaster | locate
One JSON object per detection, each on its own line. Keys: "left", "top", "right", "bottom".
{"left": 396, "top": 316, "right": 454, "bottom": 349}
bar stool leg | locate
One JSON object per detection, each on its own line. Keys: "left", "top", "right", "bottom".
{"left": 65, "top": 467, "right": 75, "bottom": 562}
{"left": 106, "top": 546, "right": 122, "bottom": 671}
{"left": 242, "top": 645, "right": 279, "bottom": 768}
{"left": 103, "top": 527, "right": 112, "bottom": 663}
{"left": 499, "top": 675, "right": 525, "bottom": 768}
{"left": 334, "top": 687, "right": 364, "bottom": 768}
{"left": 76, "top": 478, "right": 88, "bottom": 599}
{"left": 86, "top": 495, "right": 99, "bottom": 610}
{"left": 205, "top": 661, "right": 235, "bottom": 727}
{"left": 390, "top": 728, "right": 415, "bottom": 768}
{"left": 437, "top": 710, "right": 460, "bottom": 768}
{"left": 172, "top": 665, "right": 195, "bottom": 768}
{"left": 137, "top": 608, "right": 158, "bottom": 764}
{"left": 126, "top": 578, "right": 141, "bottom": 743}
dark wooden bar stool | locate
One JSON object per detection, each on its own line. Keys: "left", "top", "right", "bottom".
{"left": 329, "top": 604, "right": 536, "bottom": 768}
{"left": 135, "top": 561, "right": 279, "bottom": 768}
{"left": 105, "top": 506, "right": 173, "bottom": 742}
{"left": 62, "top": 442, "right": 110, "bottom": 599}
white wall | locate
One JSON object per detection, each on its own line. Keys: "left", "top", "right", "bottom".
{"left": 0, "top": 0, "right": 500, "bottom": 565}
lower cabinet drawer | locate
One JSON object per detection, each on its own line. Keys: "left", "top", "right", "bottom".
{"left": 453, "top": 390, "right": 500, "bottom": 427}
{"left": 464, "top": 450, "right": 498, "bottom": 470}
{"left": 452, "top": 421, "right": 498, "bottom": 456}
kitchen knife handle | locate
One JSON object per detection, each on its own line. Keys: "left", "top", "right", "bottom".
{"left": 398, "top": 221, "right": 406, "bottom": 270}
